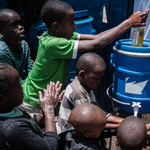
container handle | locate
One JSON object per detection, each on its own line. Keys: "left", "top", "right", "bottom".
{"left": 106, "top": 84, "right": 130, "bottom": 106}
{"left": 110, "top": 53, "right": 114, "bottom": 69}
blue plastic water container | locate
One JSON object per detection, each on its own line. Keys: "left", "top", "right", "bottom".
{"left": 74, "top": 10, "right": 95, "bottom": 34}
{"left": 112, "top": 39, "right": 150, "bottom": 114}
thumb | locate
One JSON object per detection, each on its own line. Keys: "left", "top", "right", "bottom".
{"left": 38, "top": 91, "right": 42, "bottom": 100}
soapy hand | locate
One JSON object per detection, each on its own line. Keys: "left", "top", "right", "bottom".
{"left": 38, "top": 81, "right": 62, "bottom": 112}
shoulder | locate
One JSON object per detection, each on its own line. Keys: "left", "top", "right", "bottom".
{"left": 0, "top": 38, "right": 5, "bottom": 44}
{"left": 21, "top": 40, "right": 28, "bottom": 44}
{"left": 0, "top": 117, "right": 40, "bottom": 140}
{"left": 0, "top": 118, "right": 26, "bottom": 137}
{"left": 65, "top": 133, "right": 101, "bottom": 150}
{"left": 21, "top": 40, "right": 30, "bottom": 49}
{"left": 71, "top": 32, "right": 79, "bottom": 40}
{"left": 2, "top": 117, "right": 33, "bottom": 128}
{"left": 41, "top": 34, "right": 75, "bottom": 48}
{"left": 0, "top": 38, "right": 8, "bottom": 52}
{"left": 21, "top": 40, "right": 28, "bottom": 46}
{"left": 64, "top": 78, "right": 88, "bottom": 101}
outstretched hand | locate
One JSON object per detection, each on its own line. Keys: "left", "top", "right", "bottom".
{"left": 128, "top": 9, "right": 149, "bottom": 27}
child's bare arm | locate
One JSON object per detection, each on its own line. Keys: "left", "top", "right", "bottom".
{"left": 77, "top": 9, "right": 149, "bottom": 53}
{"left": 146, "top": 123, "right": 150, "bottom": 136}
{"left": 104, "top": 123, "right": 119, "bottom": 130}
{"left": 107, "top": 115, "right": 123, "bottom": 124}
{"left": 37, "top": 81, "right": 62, "bottom": 132}
{"left": 146, "top": 123, "right": 150, "bottom": 130}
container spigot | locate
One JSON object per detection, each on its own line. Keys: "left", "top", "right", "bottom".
{"left": 132, "top": 102, "right": 141, "bottom": 117}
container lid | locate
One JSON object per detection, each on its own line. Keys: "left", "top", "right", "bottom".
{"left": 74, "top": 16, "right": 94, "bottom": 25}
{"left": 75, "top": 10, "right": 88, "bottom": 19}
{"left": 115, "top": 39, "right": 150, "bottom": 53}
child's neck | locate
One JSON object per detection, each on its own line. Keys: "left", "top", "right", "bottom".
{"left": 48, "top": 30, "right": 62, "bottom": 38}
{"left": 0, "top": 107, "right": 14, "bottom": 113}
{"left": 73, "top": 131, "right": 84, "bottom": 138}
{"left": 0, "top": 109, "right": 14, "bottom": 116}
{"left": 77, "top": 77, "right": 91, "bottom": 93}
{"left": 3, "top": 38, "right": 21, "bottom": 54}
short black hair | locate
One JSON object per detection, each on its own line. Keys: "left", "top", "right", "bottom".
{"left": 0, "top": 9, "right": 16, "bottom": 27}
{"left": 0, "top": 63, "right": 11, "bottom": 95}
{"left": 41, "top": 0, "right": 73, "bottom": 28}
{"left": 76, "top": 52, "right": 106, "bottom": 75}
{"left": 117, "top": 116, "right": 147, "bottom": 150}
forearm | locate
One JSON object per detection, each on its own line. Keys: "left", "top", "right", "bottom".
{"left": 146, "top": 123, "right": 150, "bottom": 130}
{"left": 104, "top": 123, "right": 119, "bottom": 130}
{"left": 147, "top": 131, "right": 150, "bottom": 136}
{"left": 78, "top": 20, "right": 131, "bottom": 53}
{"left": 38, "top": 81, "right": 62, "bottom": 133}
{"left": 80, "top": 27, "right": 116, "bottom": 40}
{"left": 9, "top": 123, "right": 59, "bottom": 150}
{"left": 97, "top": 19, "right": 131, "bottom": 47}
{"left": 44, "top": 109, "right": 57, "bottom": 133}
{"left": 107, "top": 115, "right": 123, "bottom": 124}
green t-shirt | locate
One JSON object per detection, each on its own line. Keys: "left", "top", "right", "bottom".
{"left": 22, "top": 32, "right": 79, "bottom": 108}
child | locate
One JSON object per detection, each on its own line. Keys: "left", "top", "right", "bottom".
{"left": 57, "top": 52, "right": 123, "bottom": 133}
{"left": 0, "top": 9, "right": 33, "bottom": 84}
{"left": 21, "top": 0, "right": 149, "bottom": 113}
{"left": 116, "top": 116, "right": 147, "bottom": 150}
{"left": 62, "top": 103, "right": 107, "bottom": 150}
{"left": 0, "top": 62, "right": 62, "bottom": 150}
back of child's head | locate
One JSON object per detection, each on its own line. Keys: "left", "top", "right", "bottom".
{"left": 41, "top": 0, "right": 73, "bottom": 28}
{"left": 117, "top": 116, "right": 147, "bottom": 150}
{"left": 76, "top": 52, "right": 106, "bottom": 75}
{"left": 0, "top": 9, "right": 16, "bottom": 28}
{"left": 69, "top": 103, "right": 107, "bottom": 138}
{"left": 0, "top": 62, "right": 12, "bottom": 95}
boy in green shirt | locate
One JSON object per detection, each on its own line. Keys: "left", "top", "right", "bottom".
{"left": 21, "top": 0, "right": 149, "bottom": 113}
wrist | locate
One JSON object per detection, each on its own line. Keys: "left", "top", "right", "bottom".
{"left": 44, "top": 107, "right": 55, "bottom": 120}
{"left": 124, "top": 18, "right": 132, "bottom": 28}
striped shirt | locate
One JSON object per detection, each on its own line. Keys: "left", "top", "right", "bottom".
{"left": 0, "top": 38, "right": 33, "bottom": 84}
{"left": 57, "top": 77, "right": 99, "bottom": 134}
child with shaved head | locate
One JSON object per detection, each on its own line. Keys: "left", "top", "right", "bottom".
{"left": 116, "top": 116, "right": 147, "bottom": 150}
{"left": 64, "top": 103, "right": 107, "bottom": 150}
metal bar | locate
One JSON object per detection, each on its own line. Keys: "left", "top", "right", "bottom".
{"left": 106, "top": 84, "right": 130, "bottom": 106}
{"left": 113, "top": 46, "right": 150, "bottom": 58}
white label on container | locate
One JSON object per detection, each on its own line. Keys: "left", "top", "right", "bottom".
{"left": 125, "top": 77, "right": 148, "bottom": 95}
{"left": 132, "top": 28, "right": 139, "bottom": 45}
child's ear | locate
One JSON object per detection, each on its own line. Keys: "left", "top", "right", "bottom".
{"left": 78, "top": 70, "right": 85, "bottom": 78}
{"left": 52, "top": 22, "right": 59, "bottom": 32}
{"left": 84, "top": 131, "right": 90, "bottom": 138}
